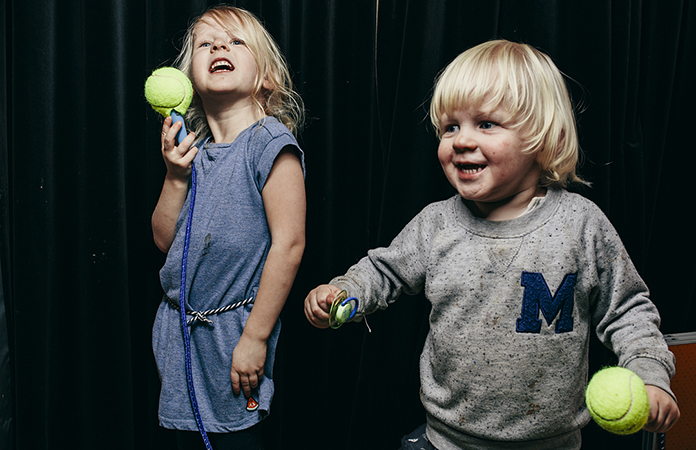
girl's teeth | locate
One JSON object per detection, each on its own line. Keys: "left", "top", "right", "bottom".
{"left": 211, "top": 61, "right": 232, "bottom": 71}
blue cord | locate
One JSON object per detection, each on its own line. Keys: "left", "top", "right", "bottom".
{"left": 179, "top": 162, "right": 213, "bottom": 450}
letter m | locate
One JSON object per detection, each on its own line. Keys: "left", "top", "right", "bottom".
{"left": 516, "top": 272, "right": 576, "bottom": 334}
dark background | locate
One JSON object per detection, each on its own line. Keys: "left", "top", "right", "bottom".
{"left": 1, "top": 0, "right": 694, "bottom": 449}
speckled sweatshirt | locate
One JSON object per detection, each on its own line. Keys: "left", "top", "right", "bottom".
{"left": 330, "top": 188, "right": 675, "bottom": 450}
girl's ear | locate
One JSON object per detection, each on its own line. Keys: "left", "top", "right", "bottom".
{"left": 262, "top": 77, "right": 274, "bottom": 91}
{"left": 261, "top": 66, "right": 277, "bottom": 91}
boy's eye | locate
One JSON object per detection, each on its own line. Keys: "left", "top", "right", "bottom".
{"left": 479, "top": 121, "right": 497, "bottom": 130}
{"left": 231, "top": 39, "right": 245, "bottom": 46}
{"left": 443, "top": 124, "right": 459, "bottom": 134}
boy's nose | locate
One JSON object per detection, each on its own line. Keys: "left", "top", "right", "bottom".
{"left": 453, "top": 130, "right": 477, "bottom": 151}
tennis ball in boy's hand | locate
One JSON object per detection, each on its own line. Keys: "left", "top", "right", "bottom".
{"left": 335, "top": 302, "right": 353, "bottom": 324}
{"left": 144, "top": 67, "right": 193, "bottom": 117}
{"left": 585, "top": 367, "right": 650, "bottom": 435}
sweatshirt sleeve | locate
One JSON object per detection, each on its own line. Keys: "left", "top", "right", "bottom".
{"left": 588, "top": 208, "right": 676, "bottom": 398}
{"left": 330, "top": 203, "right": 442, "bottom": 319}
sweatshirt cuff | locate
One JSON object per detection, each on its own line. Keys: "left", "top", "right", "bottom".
{"left": 329, "top": 276, "right": 364, "bottom": 322}
{"left": 624, "top": 357, "right": 676, "bottom": 402}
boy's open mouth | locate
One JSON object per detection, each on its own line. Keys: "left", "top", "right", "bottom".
{"left": 210, "top": 59, "right": 234, "bottom": 73}
{"left": 456, "top": 163, "right": 486, "bottom": 174}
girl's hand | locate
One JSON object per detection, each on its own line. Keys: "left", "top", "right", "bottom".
{"left": 304, "top": 284, "right": 342, "bottom": 329}
{"left": 151, "top": 116, "right": 198, "bottom": 252}
{"left": 160, "top": 115, "right": 197, "bottom": 181}
{"left": 644, "top": 385, "right": 681, "bottom": 433}
{"left": 230, "top": 334, "right": 267, "bottom": 398}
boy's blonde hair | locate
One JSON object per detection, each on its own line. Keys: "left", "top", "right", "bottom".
{"left": 174, "top": 5, "right": 304, "bottom": 137}
{"left": 430, "top": 40, "right": 586, "bottom": 188}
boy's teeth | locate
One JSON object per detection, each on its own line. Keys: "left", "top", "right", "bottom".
{"left": 457, "top": 164, "right": 485, "bottom": 174}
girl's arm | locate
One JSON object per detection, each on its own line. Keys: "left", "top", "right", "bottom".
{"left": 151, "top": 117, "right": 198, "bottom": 252}
{"left": 230, "top": 148, "right": 306, "bottom": 398}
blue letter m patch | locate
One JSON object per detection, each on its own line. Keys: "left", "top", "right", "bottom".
{"left": 516, "top": 272, "right": 576, "bottom": 333}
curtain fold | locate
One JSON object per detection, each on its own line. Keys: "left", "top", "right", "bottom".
{"left": 0, "top": 0, "right": 12, "bottom": 447}
{"left": 2, "top": 1, "right": 694, "bottom": 449}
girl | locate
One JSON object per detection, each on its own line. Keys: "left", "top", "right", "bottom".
{"left": 152, "top": 6, "right": 305, "bottom": 449}
{"left": 305, "top": 40, "right": 679, "bottom": 449}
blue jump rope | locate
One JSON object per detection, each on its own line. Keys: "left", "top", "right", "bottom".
{"left": 174, "top": 111, "right": 213, "bottom": 450}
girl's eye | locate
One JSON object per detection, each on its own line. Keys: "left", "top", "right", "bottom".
{"left": 480, "top": 121, "right": 497, "bottom": 130}
{"left": 231, "top": 39, "right": 245, "bottom": 46}
{"left": 199, "top": 42, "right": 211, "bottom": 48}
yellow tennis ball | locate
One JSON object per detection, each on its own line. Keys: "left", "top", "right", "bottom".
{"left": 144, "top": 67, "right": 193, "bottom": 117}
{"left": 335, "top": 302, "right": 353, "bottom": 323}
{"left": 585, "top": 367, "right": 650, "bottom": 435}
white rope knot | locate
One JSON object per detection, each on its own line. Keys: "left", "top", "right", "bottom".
{"left": 166, "top": 296, "right": 255, "bottom": 327}
{"left": 188, "top": 311, "right": 214, "bottom": 326}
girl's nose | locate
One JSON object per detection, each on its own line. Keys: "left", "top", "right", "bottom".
{"left": 212, "top": 38, "right": 228, "bottom": 51}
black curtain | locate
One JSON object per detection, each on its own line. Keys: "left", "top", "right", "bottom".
{"left": 1, "top": 1, "right": 694, "bottom": 449}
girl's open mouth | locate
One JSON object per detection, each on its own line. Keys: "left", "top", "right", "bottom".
{"left": 210, "top": 59, "right": 234, "bottom": 73}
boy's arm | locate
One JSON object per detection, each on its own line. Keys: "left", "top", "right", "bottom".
{"left": 588, "top": 210, "right": 676, "bottom": 396}
{"left": 304, "top": 200, "right": 445, "bottom": 329}
{"left": 329, "top": 210, "right": 435, "bottom": 319}
{"left": 230, "top": 148, "right": 306, "bottom": 398}
{"left": 644, "top": 385, "right": 680, "bottom": 433}
{"left": 151, "top": 117, "right": 198, "bottom": 252}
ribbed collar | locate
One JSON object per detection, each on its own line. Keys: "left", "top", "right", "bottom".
{"left": 451, "top": 187, "right": 563, "bottom": 238}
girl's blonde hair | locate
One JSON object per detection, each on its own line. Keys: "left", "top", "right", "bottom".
{"left": 174, "top": 5, "right": 304, "bottom": 137}
{"left": 430, "top": 40, "right": 586, "bottom": 188}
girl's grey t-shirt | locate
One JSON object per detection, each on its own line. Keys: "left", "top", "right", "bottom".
{"left": 153, "top": 117, "right": 304, "bottom": 432}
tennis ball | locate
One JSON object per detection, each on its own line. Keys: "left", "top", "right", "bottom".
{"left": 585, "top": 367, "right": 650, "bottom": 435}
{"left": 144, "top": 67, "right": 193, "bottom": 117}
{"left": 335, "top": 302, "right": 353, "bottom": 323}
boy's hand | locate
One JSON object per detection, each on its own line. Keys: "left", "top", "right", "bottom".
{"left": 160, "top": 115, "right": 197, "bottom": 181}
{"left": 644, "top": 385, "right": 680, "bottom": 433}
{"left": 304, "top": 284, "right": 342, "bottom": 328}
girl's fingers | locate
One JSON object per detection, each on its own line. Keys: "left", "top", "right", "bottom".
{"left": 162, "top": 121, "right": 183, "bottom": 151}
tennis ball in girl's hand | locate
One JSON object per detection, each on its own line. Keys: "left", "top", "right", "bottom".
{"left": 144, "top": 67, "right": 193, "bottom": 117}
{"left": 585, "top": 367, "right": 650, "bottom": 435}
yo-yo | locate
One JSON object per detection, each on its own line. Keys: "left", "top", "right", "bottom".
{"left": 328, "top": 290, "right": 359, "bottom": 329}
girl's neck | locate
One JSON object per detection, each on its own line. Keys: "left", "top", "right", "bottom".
{"left": 202, "top": 97, "right": 266, "bottom": 144}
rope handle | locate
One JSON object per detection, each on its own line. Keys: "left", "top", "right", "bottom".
{"left": 179, "top": 162, "right": 213, "bottom": 450}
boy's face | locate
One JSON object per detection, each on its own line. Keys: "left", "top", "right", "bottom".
{"left": 437, "top": 103, "right": 542, "bottom": 218}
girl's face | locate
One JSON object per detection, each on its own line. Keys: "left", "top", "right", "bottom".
{"left": 437, "top": 103, "right": 542, "bottom": 219}
{"left": 190, "top": 17, "right": 260, "bottom": 106}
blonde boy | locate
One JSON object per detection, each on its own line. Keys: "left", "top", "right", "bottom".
{"left": 305, "top": 40, "right": 679, "bottom": 449}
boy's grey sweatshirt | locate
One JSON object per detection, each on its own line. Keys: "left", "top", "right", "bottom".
{"left": 331, "top": 188, "right": 675, "bottom": 450}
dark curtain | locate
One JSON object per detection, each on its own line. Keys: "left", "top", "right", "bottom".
{"left": 1, "top": 1, "right": 694, "bottom": 449}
